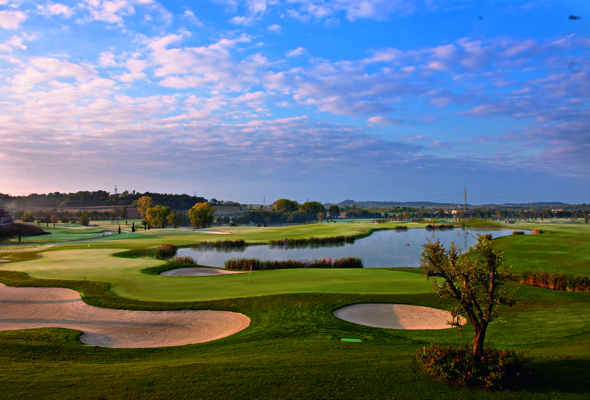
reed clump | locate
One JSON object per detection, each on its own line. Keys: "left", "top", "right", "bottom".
{"left": 394, "top": 225, "right": 408, "bottom": 230}
{"left": 512, "top": 231, "right": 525, "bottom": 235}
{"left": 425, "top": 224, "right": 454, "bottom": 230}
{"left": 269, "top": 236, "right": 356, "bottom": 249}
{"left": 225, "top": 257, "right": 363, "bottom": 270}
{"left": 154, "top": 244, "right": 178, "bottom": 259}
{"left": 171, "top": 255, "right": 196, "bottom": 264}
{"left": 532, "top": 229, "right": 543, "bottom": 234}
{"left": 521, "top": 271, "right": 590, "bottom": 292}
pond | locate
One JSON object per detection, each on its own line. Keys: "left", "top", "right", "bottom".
{"left": 176, "top": 228, "right": 527, "bottom": 269}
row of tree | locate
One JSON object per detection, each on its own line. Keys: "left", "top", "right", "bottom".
{"left": 138, "top": 196, "right": 217, "bottom": 228}
{"left": 0, "top": 191, "right": 207, "bottom": 209}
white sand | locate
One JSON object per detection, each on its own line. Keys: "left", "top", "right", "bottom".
{"left": 161, "top": 268, "right": 244, "bottom": 277}
{"left": 0, "top": 283, "right": 249, "bottom": 348}
{"left": 334, "top": 303, "right": 463, "bottom": 330}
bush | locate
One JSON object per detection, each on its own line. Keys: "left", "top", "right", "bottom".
{"left": 154, "top": 244, "right": 178, "bottom": 259}
{"left": 521, "top": 270, "right": 589, "bottom": 292}
{"left": 512, "top": 231, "right": 525, "bottom": 235}
{"left": 0, "top": 223, "right": 50, "bottom": 239}
{"left": 531, "top": 228, "right": 542, "bottom": 234}
{"left": 416, "top": 343, "right": 531, "bottom": 390}
{"left": 225, "top": 257, "right": 363, "bottom": 270}
{"left": 171, "top": 256, "right": 196, "bottom": 264}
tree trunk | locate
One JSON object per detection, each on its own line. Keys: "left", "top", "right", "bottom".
{"left": 472, "top": 323, "right": 488, "bottom": 358}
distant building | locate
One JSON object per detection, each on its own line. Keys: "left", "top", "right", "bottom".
{"left": 0, "top": 208, "right": 14, "bottom": 230}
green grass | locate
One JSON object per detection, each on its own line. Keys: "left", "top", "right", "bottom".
{"left": 0, "top": 249, "right": 432, "bottom": 301}
{"left": 0, "top": 222, "right": 590, "bottom": 398}
{"left": 0, "top": 271, "right": 589, "bottom": 399}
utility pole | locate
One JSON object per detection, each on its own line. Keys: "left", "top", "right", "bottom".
{"left": 263, "top": 196, "right": 265, "bottom": 207}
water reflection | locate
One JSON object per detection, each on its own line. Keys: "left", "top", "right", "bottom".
{"left": 176, "top": 228, "right": 527, "bottom": 269}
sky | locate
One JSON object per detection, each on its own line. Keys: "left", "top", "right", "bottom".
{"left": 0, "top": 0, "right": 588, "bottom": 205}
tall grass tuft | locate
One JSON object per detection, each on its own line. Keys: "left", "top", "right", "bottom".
{"left": 154, "top": 244, "right": 178, "bottom": 259}
{"left": 171, "top": 255, "right": 196, "bottom": 264}
{"left": 521, "top": 270, "right": 590, "bottom": 292}
{"left": 225, "top": 257, "right": 363, "bottom": 270}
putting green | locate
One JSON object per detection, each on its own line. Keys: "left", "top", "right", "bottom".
{"left": 0, "top": 249, "right": 432, "bottom": 302}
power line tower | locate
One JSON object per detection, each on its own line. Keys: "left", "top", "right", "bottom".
{"left": 111, "top": 185, "right": 119, "bottom": 226}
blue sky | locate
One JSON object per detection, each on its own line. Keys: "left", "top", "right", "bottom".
{"left": 0, "top": 0, "right": 588, "bottom": 205}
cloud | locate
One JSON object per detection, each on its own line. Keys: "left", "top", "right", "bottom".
{"left": 10, "top": 57, "right": 97, "bottom": 90}
{"left": 368, "top": 115, "right": 404, "bottom": 124}
{"left": 286, "top": 47, "right": 305, "bottom": 57}
{"left": 37, "top": 2, "right": 74, "bottom": 18}
{"left": 267, "top": 23, "right": 281, "bottom": 33}
{"left": 0, "top": 11, "right": 27, "bottom": 29}
{"left": 183, "top": 10, "right": 202, "bottom": 26}
{"left": 98, "top": 51, "right": 117, "bottom": 67}
{"left": 78, "top": 0, "right": 154, "bottom": 25}
{"left": 0, "top": 35, "right": 32, "bottom": 52}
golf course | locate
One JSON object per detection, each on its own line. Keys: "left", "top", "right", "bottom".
{"left": 0, "top": 220, "right": 589, "bottom": 399}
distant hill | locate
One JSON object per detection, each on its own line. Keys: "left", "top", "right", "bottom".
{"left": 331, "top": 200, "right": 570, "bottom": 208}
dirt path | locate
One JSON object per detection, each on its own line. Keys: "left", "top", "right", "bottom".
{"left": 334, "top": 303, "right": 462, "bottom": 330}
{"left": 0, "top": 284, "right": 249, "bottom": 348}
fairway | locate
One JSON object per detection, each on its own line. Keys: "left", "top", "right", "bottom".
{"left": 0, "top": 221, "right": 589, "bottom": 399}
{"left": 0, "top": 249, "right": 432, "bottom": 302}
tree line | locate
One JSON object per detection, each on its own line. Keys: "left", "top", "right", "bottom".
{"left": 0, "top": 190, "right": 207, "bottom": 209}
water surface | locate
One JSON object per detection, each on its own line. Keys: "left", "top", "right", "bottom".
{"left": 176, "top": 228, "right": 525, "bottom": 269}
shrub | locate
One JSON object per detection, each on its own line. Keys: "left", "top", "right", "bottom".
{"left": 482, "top": 233, "right": 493, "bottom": 240}
{"left": 171, "top": 256, "right": 196, "bottom": 264}
{"left": 512, "top": 231, "right": 525, "bottom": 235}
{"left": 154, "top": 244, "right": 178, "bottom": 259}
{"left": 394, "top": 225, "right": 408, "bottom": 230}
{"left": 521, "top": 270, "right": 590, "bottom": 292}
{"left": 0, "top": 223, "right": 50, "bottom": 239}
{"left": 225, "top": 257, "right": 363, "bottom": 270}
{"left": 416, "top": 343, "right": 531, "bottom": 390}
{"left": 531, "top": 229, "right": 542, "bottom": 235}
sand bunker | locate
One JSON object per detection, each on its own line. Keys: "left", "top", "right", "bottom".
{"left": 0, "top": 284, "right": 249, "bottom": 348}
{"left": 334, "top": 303, "right": 462, "bottom": 330}
{"left": 161, "top": 268, "right": 243, "bottom": 277}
